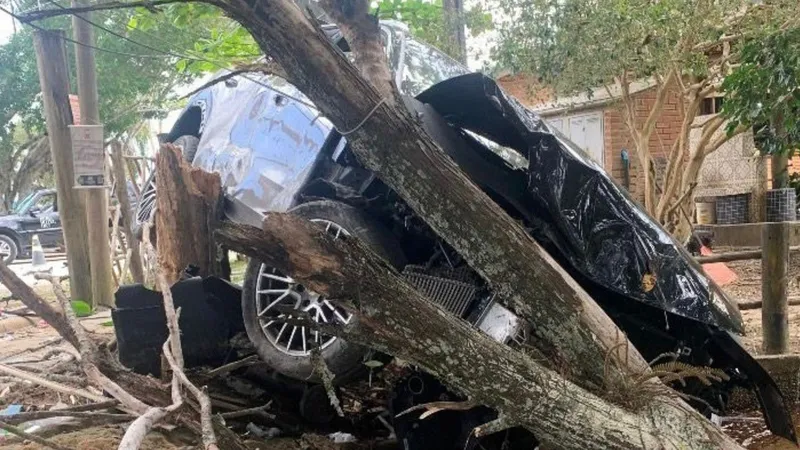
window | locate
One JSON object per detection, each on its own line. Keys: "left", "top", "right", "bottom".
{"left": 33, "top": 194, "right": 56, "bottom": 213}
{"left": 547, "top": 111, "right": 605, "bottom": 165}
{"left": 700, "top": 97, "right": 724, "bottom": 116}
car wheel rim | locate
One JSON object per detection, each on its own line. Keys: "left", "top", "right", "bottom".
{"left": 0, "top": 241, "right": 10, "bottom": 258}
{"left": 135, "top": 176, "right": 157, "bottom": 228}
{"left": 255, "top": 219, "right": 353, "bottom": 357}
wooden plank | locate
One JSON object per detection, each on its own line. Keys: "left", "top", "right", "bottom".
{"left": 694, "top": 245, "right": 800, "bottom": 264}
{"left": 111, "top": 141, "right": 145, "bottom": 283}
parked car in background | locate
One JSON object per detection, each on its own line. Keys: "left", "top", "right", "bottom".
{"left": 0, "top": 189, "right": 62, "bottom": 264}
{"left": 134, "top": 20, "right": 796, "bottom": 449}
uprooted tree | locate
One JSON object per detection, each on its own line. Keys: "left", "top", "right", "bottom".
{"left": 15, "top": 0, "right": 762, "bottom": 448}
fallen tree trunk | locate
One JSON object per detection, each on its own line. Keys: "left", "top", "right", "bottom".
{"left": 217, "top": 216, "right": 744, "bottom": 449}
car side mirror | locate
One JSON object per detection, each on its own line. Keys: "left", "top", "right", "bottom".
{"left": 29, "top": 207, "right": 41, "bottom": 216}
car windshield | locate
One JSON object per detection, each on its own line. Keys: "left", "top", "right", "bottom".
{"left": 401, "top": 39, "right": 471, "bottom": 97}
{"left": 12, "top": 192, "right": 37, "bottom": 215}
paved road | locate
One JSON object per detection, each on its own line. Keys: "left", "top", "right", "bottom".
{"left": 3, "top": 251, "right": 69, "bottom": 294}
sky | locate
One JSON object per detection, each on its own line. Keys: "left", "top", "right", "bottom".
{"left": 0, "top": 12, "right": 15, "bottom": 45}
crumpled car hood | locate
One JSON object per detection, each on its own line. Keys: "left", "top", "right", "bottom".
{"left": 416, "top": 73, "right": 744, "bottom": 334}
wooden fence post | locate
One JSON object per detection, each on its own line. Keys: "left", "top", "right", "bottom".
{"left": 762, "top": 221, "right": 790, "bottom": 354}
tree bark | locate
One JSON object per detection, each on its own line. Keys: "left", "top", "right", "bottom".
{"left": 217, "top": 215, "right": 744, "bottom": 450}
{"left": 155, "top": 144, "right": 226, "bottom": 283}
{"left": 0, "top": 260, "right": 78, "bottom": 348}
{"left": 220, "top": 0, "right": 645, "bottom": 394}
{"left": 442, "top": 0, "right": 467, "bottom": 64}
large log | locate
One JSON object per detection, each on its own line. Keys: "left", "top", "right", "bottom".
{"left": 217, "top": 215, "right": 743, "bottom": 449}
{"left": 155, "top": 144, "right": 228, "bottom": 283}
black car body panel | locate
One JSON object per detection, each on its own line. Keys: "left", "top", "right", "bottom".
{"left": 415, "top": 73, "right": 744, "bottom": 333}
{"left": 0, "top": 189, "right": 62, "bottom": 255}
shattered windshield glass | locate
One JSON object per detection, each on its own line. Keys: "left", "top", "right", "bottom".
{"left": 401, "top": 39, "right": 470, "bottom": 97}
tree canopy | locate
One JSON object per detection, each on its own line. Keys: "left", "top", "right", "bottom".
{"left": 722, "top": 26, "right": 800, "bottom": 158}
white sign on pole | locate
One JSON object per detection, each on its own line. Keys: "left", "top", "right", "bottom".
{"left": 69, "top": 124, "right": 105, "bottom": 188}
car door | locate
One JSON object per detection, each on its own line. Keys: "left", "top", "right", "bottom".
{"left": 21, "top": 192, "right": 62, "bottom": 248}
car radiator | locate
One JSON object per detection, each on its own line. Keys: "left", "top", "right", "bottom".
{"left": 402, "top": 265, "right": 476, "bottom": 318}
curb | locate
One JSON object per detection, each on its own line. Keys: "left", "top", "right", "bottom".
{"left": 0, "top": 315, "right": 38, "bottom": 335}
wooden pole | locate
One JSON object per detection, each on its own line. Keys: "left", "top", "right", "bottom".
{"left": 762, "top": 221, "right": 790, "bottom": 354}
{"left": 71, "top": 0, "right": 114, "bottom": 306}
{"left": 32, "top": 30, "right": 92, "bottom": 303}
{"left": 110, "top": 142, "right": 145, "bottom": 283}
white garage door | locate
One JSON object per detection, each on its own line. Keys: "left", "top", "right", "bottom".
{"left": 547, "top": 111, "right": 604, "bottom": 165}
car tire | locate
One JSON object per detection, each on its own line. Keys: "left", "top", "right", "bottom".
{"left": 241, "top": 200, "right": 405, "bottom": 383}
{"left": 0, "top": 234, "right": 18, "bottom": 265}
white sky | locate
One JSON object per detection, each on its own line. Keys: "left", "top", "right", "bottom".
{"left": 0, "top": 13, "right": 15, "bottom": 45}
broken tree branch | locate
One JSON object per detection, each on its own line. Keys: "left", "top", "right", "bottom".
{"left": 34, "top": 272, "right": 150, "bottom": 415}
{"left": 0, "top": 261, "right": 78, "bottom": 347}
{"left": 0, "top": 363, "right": 106, "bottom": 402}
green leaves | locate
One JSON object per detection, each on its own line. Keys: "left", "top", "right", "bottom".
{"left": 490, "top": 0, "right": 754, "bottom": 96}
{"left": 721, "top": 27, "right": 800, "bottom": 157}
{"left": 70, "top": 300, "right": 93, "bottom": 318}
{"left": 372, "top": 0, "right": 492, "bottom": 60}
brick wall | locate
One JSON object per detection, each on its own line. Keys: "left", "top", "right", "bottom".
{"left": 602, "top": 84, "right": 684, "bottom": 203}
{"left": 496, "top": 73, "right": 554, "bottom": 107}
{"left": 69, "top": 94, "right": 81, "bottom": 125}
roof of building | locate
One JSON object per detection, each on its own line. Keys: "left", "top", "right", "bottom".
{"left": 531, "top": 78, "right": 657, "bottom": 116}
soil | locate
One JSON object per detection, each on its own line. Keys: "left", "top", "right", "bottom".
{"left": 1, "top": 425, "right": 183, "bottom": 450}
{"left": 719, "top": 254, "right": 800, "bottom": 356}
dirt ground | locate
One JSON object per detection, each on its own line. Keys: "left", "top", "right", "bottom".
{"left": 722, "top": 253, "right": 800, "bottom": 355}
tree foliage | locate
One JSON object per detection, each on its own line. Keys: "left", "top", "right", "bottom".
{"left": 373, "top": 0, "right": 492, "bottom": 61}
{"left": 722, "top": 27, "right": 800, "bottom": 157}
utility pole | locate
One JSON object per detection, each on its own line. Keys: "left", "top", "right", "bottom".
{"left": 33, "top": 30, "right": 93, "bottom": 302}
{"left": 71, "top": 1, "right": 115, "bottom": 307}
{"left": 442, "top": 0, "right": 467, "bottom": 65}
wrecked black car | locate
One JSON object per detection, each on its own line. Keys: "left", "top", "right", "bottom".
{"left": 130, "top": 20, "right": 795, "bottom": 447}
